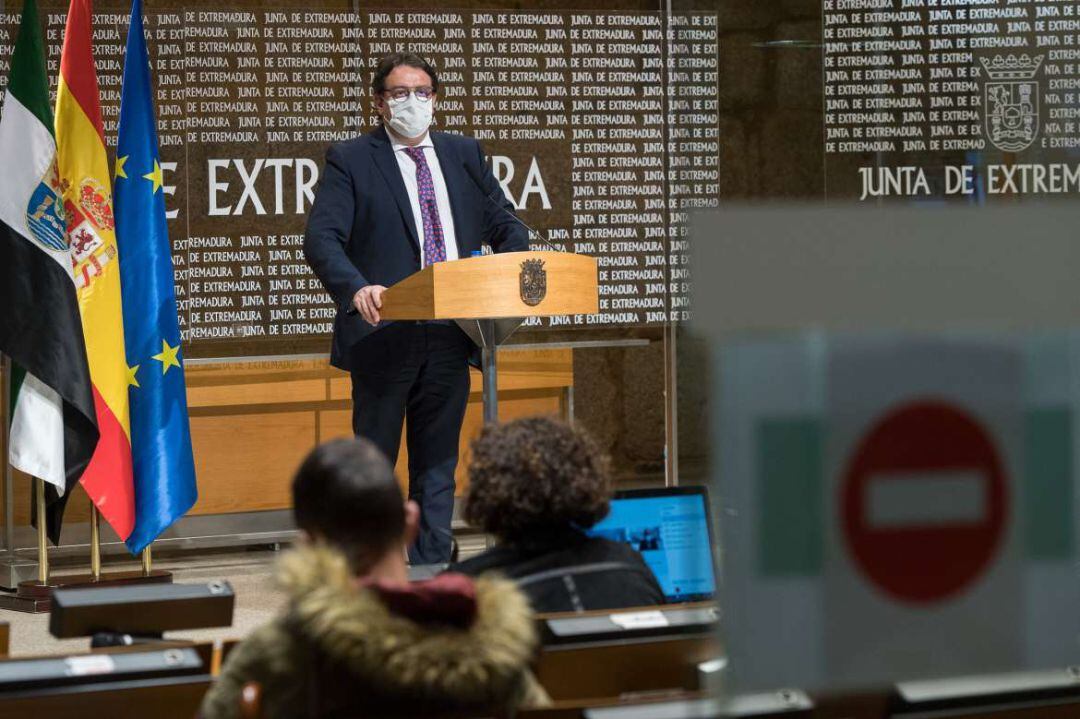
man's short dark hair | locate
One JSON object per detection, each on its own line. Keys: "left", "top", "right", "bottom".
{"left": 464, "top": 417, "right": 613, "bottom": 541}
{"left": 371, "top": 52, "right": 440, "bottom": 95}
{"left": 292, "top": 438, "right": 404, "bottom": 571}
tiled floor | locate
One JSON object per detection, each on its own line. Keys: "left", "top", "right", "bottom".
{"left": 1, "top": 548, "right": 287, "bottom": 657}
{"left": 0, "top": 534, "right": 491, "bottom": 658}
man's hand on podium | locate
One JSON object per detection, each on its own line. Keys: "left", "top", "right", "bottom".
{"left": 353, "top": 285, "right": 387, "bottom": 325}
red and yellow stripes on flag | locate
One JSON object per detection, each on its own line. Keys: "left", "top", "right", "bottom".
{"left": 55, "top": 0, "right": 135, "bottom": 538}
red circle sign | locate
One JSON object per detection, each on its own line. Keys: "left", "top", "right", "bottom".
{"left": 841, "top": 400, "right": 1008, "bottom": 604}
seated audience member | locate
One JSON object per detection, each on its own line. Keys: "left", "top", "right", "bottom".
{"left": 451, "top": 417, "right": 665, "bottom": 613}
{"left": 200, "top": 438, "right": 545, "bottom": 719}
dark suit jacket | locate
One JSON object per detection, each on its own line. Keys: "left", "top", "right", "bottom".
{"left": 304, "top": 126, "right": 529, "bottom": 370}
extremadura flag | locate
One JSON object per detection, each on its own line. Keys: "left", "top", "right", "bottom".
{"left": 0, "top": 0, "right": 98, "bottom": 543}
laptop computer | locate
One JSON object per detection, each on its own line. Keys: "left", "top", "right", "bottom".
{"left": 585, "top": 486, "right": 718, "bottom": 603}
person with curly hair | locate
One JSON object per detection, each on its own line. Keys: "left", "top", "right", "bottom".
{"left": 450, "top": 417, "right": 665, "bottom": 613}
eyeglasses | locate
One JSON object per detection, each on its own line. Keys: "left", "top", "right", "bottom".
{"left": 383, "top": 86, "right": 435, "bottom": 102}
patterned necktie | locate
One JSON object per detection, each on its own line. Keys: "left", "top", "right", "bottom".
{"left": 403, "top": 146, "right": 448, "bottom": 266}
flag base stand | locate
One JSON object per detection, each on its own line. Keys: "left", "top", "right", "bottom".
{"left": 0, "top": 586, "right": 51, "bottom": 613}
{"left": 0, "top": 569, "right": 173, "bottom": 613}
{"left": 0, "top": 558, "right": 43, "bottom": 611}
{"left": 0, "top": 556, "right": 39, "bottom": 590}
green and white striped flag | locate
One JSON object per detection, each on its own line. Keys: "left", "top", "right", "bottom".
{"left": 0, "top": 0, "right": 97, "bottom": 541}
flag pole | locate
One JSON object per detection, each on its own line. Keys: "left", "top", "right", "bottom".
{"left": 1, "top": 353, "right": 14, "bottom": 560}
{"left": 0, "top": 354, "right": 40, "bottom": 592}
{"left": 35, "top": 478, "right": 48, "bottom": 582}
{"left": 89, "top": 503, "right": 101, "bottom": 579}
{"left": 141, "top": 544, "right": 151, "bottom": 576}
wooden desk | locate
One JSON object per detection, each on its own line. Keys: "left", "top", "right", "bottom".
{"left": 0, "top": 643, "right": 213, "bottom": 719}
{"left": 535, "top": 603, "right": 720, "bottom": 702}
{"left": 0, "top": 676, "right": 212, "bottom": 719}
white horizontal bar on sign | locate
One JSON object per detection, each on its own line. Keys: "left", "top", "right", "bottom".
{"left": 866, "top": 471, "right": 986, "bottom": 528}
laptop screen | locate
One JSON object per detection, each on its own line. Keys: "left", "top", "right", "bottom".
{"left": 586, "top": 488, "right": 717, "bottom": 603}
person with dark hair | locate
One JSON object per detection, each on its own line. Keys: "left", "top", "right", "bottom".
{"left": 303, "top": 51, "right": 529, "bottom": 565}
{"left": 200, "top": 438, "right": 546, "bottom": 719}
{"left": 451, "top": 417, "right": 665, "bottom": 613}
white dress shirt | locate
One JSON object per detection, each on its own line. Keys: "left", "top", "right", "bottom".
{"left": 388, "top": 130, "right": 459, "bottom": 267}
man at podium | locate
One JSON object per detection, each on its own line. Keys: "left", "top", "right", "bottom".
{"left": 304, "top": 52, "right": 528, "bottom": 564}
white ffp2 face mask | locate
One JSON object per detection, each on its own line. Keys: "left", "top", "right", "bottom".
{"left": 386, "top": 94, "right": 433, "bottom": 139}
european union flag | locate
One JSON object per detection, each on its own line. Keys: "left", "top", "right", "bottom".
{"left": 115, "top": 0, "right": 197, "bottom": 554}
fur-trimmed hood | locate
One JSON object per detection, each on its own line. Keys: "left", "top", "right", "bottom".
{"left": 275, "top": 544, "right": 538, "bottom": 707}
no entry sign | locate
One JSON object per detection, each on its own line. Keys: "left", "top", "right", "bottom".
{"left": 841, "top": 400, "right": 1008, "bottom": 604}
{"left": 720, "top": 337, "right": 1026, "bottom": 690}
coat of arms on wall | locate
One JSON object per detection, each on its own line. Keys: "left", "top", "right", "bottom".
{"left": 981, "top": 54, "right": 1043, "bottom": 153}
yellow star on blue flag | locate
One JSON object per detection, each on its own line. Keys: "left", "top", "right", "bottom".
{"left": 142, "top": 159, "right": 163, "bottom": 194}
{"left": 114, "top": 0, "right": 197, "bottom": 555}
{"left": 151, "top": 339, "right": 180, "bottom": 374}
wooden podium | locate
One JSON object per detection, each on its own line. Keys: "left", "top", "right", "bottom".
{"left": 380, "top": 251, "right": 599, "bottom": 422}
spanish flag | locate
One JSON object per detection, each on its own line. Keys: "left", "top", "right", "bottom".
{"left": 56, "top": 0, "right": 135, "bottom": 538}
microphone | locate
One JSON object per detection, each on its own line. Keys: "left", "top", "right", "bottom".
{"left": 460, "top": 161, "right": 564, "bottom": 253}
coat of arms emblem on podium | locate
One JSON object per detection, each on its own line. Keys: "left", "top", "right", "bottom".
{"left": 981, "top": 54, "right": 1043, "bottom": 153}
{"left": 519, "top": 259, "right": 547, "bottom": 306}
